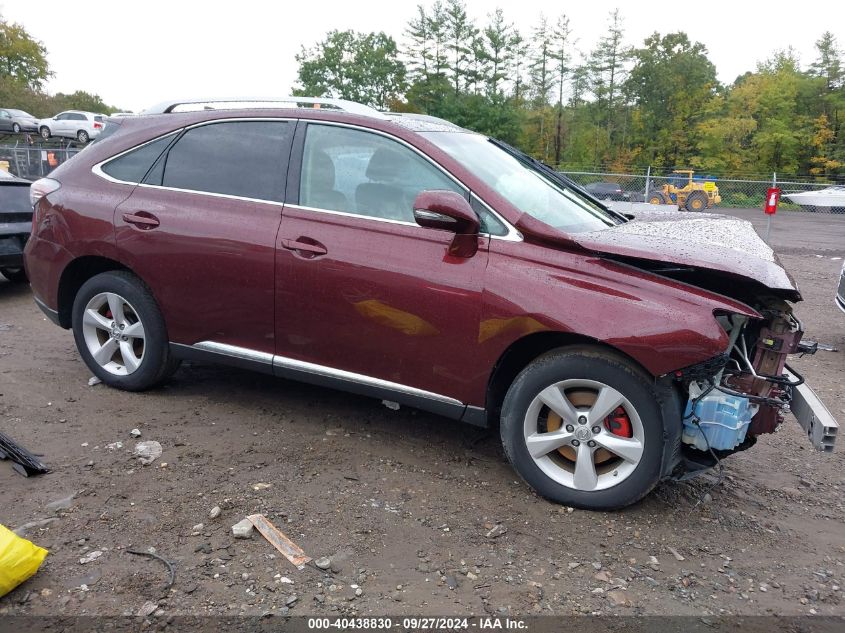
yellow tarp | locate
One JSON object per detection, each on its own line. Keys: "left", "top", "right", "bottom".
{"left": 0, "top": 524, "right": 48, "bottom": 597}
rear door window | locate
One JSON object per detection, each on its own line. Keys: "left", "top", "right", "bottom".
{"left": 101, "top": 133, "right": 177, "bottom": 183}
{"left": 158, "top": 121, "right": 293, "bottom": 202}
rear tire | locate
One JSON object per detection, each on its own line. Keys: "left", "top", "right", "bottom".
{"left": 0, "top": 267, "right": 28, "bottom": 283}
{"left": 12, "top": 123, "right": 21, "bottom": 134}
{"left": 72, "top": 270, "right": 179, "bottom": 391}
{"left": 500, "top": 347, "right": 665, "bottom": 510}
{"left": 77, "top": 130, "right": 89, "bottom": 143}
{"left": 39, "top": 126, "right": 51, "bottom": 140}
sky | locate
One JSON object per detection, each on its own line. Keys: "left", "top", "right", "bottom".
{"left": 1, "top": 0, "right": 842, "bottom": 112}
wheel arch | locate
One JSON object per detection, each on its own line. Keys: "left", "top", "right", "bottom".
{"left": 486, "top": 331, "right": 685, "bottom": 481}
{"left": 57, "top": 256, "right": 132, "bottom": 328}
{"left": 485, "top": 331, "right": 656, "bottom": 427}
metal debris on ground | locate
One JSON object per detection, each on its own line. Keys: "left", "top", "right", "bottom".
{"left": 247, "top": 514, "right": 312, "bottom": 570}
{"left": 0, "top": 430, "right": 49, "bottom": 477}
{"left": 127, "top": 548, "right": 176, "bottom": 592}
{"left": 87, "top": 376, "right": 101, "bottom": 386}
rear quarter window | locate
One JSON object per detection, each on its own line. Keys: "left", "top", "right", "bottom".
{"left": 101, "top": 133, "right": 177, "bottom": 183}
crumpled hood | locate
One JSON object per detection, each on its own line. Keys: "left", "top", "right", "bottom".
{"left": 572, "top": 210, "right": 800, "bottom": 299}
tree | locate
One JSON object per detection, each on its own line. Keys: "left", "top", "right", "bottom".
{"left": 587, "top": 10, "right": 629, "bottom": 136}
{"left": 55, "top": 91, "right": 119, "bottom": 114}
{"left": 405, "top": 5, "right": 432, "bottom": 82}
{"left": 510, "top": 30, "right": 529, "bottom": 102}
{"left": 294, "top": 30, "right": 406, "bottom": 109}
{"left": 444, "top": 0, "right": 477, "bottom": 95}
{"left": 810, "top": 32, "right": 843, "bottom": 91}
{"left": 551, "top": 14, "right": 572, "bottom": 165}
{"left": 480, "top": 8, "right": 514, "bottom": 97}
{"left": 626, "top": 32, "right": 718, "bottom": 167}
{"left": 809, "top": 113, "right": 842, "bottom": 176}
{"left": 0, "top": 17, "right": 50, "bottom": 89}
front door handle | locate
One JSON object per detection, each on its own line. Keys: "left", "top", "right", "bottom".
{"left": 122, "top": 212, "right": 160, "bottom": 230}
{"left": 281, "top": 238, "right": 327, "bottom": 256}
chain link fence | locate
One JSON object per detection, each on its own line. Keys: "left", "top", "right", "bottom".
{"left": 2, "top": 144, "right": 843, "bottom": 214}
{"left": 560, "top": 170, "right": 845, "bottom": 213}
{"left": 0, "top": 145, "right": 83, "bottom": 181}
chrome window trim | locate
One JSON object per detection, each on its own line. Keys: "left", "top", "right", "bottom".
{"left": 191, "top": 341, "right": 463, "bottom": 407}
{"left": 91, "top": 117, "right": 296, "bottom": 199}
{"left": 285, "top": 203, "right": 418, "bottom": 228}
{"left": 90, "top": 116, "right": 521, "bottom": 240}
{"left": 92, "top": 129, "right": 183, "bottom": 185}
{"left": 470, "top": 193, "right": 522, "bottom": 242}
{"left": 134, "top": 182, "right": 286, "bottom": 207}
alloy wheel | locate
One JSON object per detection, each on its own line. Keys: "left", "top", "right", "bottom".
{"left": 81, "top": 292, "right": 146, "bottom": 375}
{"left": 522, "top": 379, "right": 645, "bottom": 492}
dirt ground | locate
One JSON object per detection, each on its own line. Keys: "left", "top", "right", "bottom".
{"left": 1, "top": 215, "right": 843, "bottom": 618}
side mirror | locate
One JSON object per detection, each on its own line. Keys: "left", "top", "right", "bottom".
{"left": 413, "top": 190, "right": 480, "bottom": 258}
{"left": 413, "top": 190, "right": 479, "bottom": 234}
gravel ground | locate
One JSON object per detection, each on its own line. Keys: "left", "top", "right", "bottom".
{"left": 0, "top": 217, "right": 843, "bottom": 618}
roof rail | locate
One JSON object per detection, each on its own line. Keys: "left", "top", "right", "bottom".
{"left": 141, "top": 96, "right": 387, "bottom": 119}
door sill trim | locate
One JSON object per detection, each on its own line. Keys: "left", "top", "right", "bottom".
{"left": 171, "top": 341, "right": 471, "bottom": 420}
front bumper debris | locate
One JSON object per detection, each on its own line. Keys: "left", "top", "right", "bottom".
{"left": 786, "top": 369, "right": 839, "bottom": 452}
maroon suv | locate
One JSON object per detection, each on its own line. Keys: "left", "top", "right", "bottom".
{"left": 24, "top": 98, "right": 838, "bottom": 509}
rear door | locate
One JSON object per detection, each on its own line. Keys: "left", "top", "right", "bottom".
{"left": 112, "top": 119, "right": 295, "bottom": 356}
{"left": 275, "top": 122, "right": 489, "bottom": 406}
{"left": 54, "top": 113, "right": 73, "bottom": 136}
{"left": 0, "top": 110, "right": 13, "bottom": 132}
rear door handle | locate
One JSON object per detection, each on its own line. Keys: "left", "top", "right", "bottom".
{"left": 281, "top": 238, "right": 327, "bottom": 256}
{"left": 122, "top": 212, "right": 160, "bottom": 229}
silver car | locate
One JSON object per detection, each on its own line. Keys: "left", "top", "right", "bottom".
{"left": 0, "top": 108, "right": 40, "bottom": 134}
{"left": 37, "top": 110, "right": 106, "bottom": 143}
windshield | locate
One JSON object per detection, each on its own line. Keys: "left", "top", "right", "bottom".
{"left": 423, "top": 132, "right": 616, "bottom": 233}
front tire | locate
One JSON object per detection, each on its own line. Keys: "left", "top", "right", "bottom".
{"left": 0, "top": 267, "right": 28, "bottom": 283}
{"left": 500, "top": 347, "right": 665, "bottom": 510}
{"left": 647, "top": 190, "right": 666, "bottom": 205}
{"left": 39, "top": 126, "right": 51, "bottom": 140}
{"left": 685, "top": 191, "right": 708, "bottom": 212}
{"left": 72, "top": 271, "right": 179, "bottom": 391}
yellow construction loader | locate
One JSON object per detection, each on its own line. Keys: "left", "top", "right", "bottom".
{"left": 647, "top": 170, "right": 721, "bottom": 211}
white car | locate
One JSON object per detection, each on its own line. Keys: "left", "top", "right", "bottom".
{"left": 37, "top": 110, "right": 106, "bottom": 143}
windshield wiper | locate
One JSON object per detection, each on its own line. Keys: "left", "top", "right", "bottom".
{"left": 487, "top": 138, "right": 628, "bottom": 224}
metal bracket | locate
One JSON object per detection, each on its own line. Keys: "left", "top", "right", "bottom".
{"left": 786, "top": 369, "right": 838, "bottom": 452}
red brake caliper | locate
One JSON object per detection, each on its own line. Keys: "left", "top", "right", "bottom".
{"left": 604, "top": 406, "right": 633, "bottom": 438}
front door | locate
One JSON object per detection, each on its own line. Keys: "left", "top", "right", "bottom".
{"left": 114, "top": 119, "right": 295, "bottom": 357}
{"left": 276, "top": 122, "right": 488, "bottom": 406}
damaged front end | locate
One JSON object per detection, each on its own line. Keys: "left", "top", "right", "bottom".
{"left": 673, "top": 300, "right": 838, "bottom": 477}
{"left": 569, "top": 209, "right": 838, "bottom": 475}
